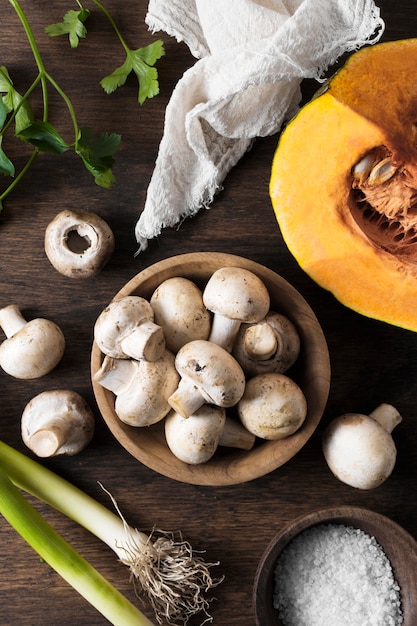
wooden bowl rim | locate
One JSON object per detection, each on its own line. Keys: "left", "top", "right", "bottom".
{"left": 91, "top": 252, "right": 331, "bottom": 486}
{"left": 254, "top": 505, "right": 417, "bottom": 626}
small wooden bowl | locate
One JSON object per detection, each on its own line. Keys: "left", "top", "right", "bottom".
{"left": 254, "top": 505, "right": 417, "bottom": 626}
{"left": 91, "top": 252, "right": 330, "bottom": 486}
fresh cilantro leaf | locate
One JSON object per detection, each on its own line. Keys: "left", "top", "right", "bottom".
{"left": 0, "top": 97, "right": 8, "bottom": 129}
{"left": 75, "top": 127, "right": 121, "bottom": 188}
{"left": 18, "top": 121, "right": 70, "bottom": 154}
{"left": 0, "top": 137, "right": 15, "bottom": 177}
{"left": 0, "top": 66, "right": 34, "bottom": 134}
{"left": 100, "top": 40, "right": 165, "bottom": 104}
{"left": 45, "top": 7, "right": 90, "bottom": 48}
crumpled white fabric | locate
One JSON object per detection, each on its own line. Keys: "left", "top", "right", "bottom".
{"left": 135, "top": 0, "right": 384, "bottom": 253}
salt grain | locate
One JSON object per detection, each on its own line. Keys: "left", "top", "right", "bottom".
{"left": 273, "top": 523, "right": 403, "bottom": 626}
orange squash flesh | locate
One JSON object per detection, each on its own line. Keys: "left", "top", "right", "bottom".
{"left": 270, "top": 39, "right": 417, "bottom": 332}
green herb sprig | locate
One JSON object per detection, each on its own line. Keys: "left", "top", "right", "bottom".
{"left": 0, "top": 0, "right": 165, "bottom": 211}
{"left": 46, "top": 1, "right": 165, "bottom": 105}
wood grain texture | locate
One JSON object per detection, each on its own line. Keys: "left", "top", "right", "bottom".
{"left": 0, "top": 1, "right": 416, "bottom": 625}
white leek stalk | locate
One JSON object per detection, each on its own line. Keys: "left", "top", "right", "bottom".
{"left": 0, "top": 440, "right": 221, "bottom": 625}
{"left": 0, "top": 465, "right": 154, "bottom": 626}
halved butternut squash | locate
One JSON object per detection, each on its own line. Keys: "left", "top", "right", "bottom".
{"left": 270, "top": 39, "right": 417, "bottom": 332}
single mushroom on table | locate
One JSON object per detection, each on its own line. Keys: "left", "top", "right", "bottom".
{"left": 165, "top": 406, "right": 256, "bottom": 464}
{"left": 94, "top": 350, "right": 180, "bottom": 427}
{"left": 322, "top": 403, "right": 402, "bottom": 489}
{"left": 168, "top": 339, "right": 246, "bottom": 419}
{"left": 150, "top": 276, "right": 211, "bottom": 353}
{"left": 94, "top": 295, "right": 165, "bottom": 362}
{"left": 45, "top": 209, "right": 115, "bottom": 278}
{"left": 232, "top": 311, "right": 300, "bottom": 377}
{"left": 21, "top": 390, "right": 95, "bottom": 457}
{"left": 237, "top": 372, "right": 307, "bottom": 440}
{"left": 0, "top": 304, "right": 65, "bottom": 379}
{"left": 202, "top": 266, "right": 270, "bottom": 352}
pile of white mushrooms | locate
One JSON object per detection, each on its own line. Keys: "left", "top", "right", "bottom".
{"left": 93, "top": 266, "right": 307, "bottom": 465}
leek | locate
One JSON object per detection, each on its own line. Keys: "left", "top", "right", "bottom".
{"left": 0, "top": 440, "right": 222, "bottom": 625}
{"left": 0, "top": 465, "right": 154, "bottom": 626}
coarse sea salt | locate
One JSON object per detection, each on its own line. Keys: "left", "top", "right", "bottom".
{"left": 273, "top": 523, "right": 403, "bottom": 626}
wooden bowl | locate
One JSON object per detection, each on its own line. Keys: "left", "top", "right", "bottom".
{"left": 254, "top": 505, "right": 417, "bottom": 626}
{"left": 91, "top": 252, "right": 330, "bottom": 486}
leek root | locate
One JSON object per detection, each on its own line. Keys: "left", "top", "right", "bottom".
{"left": 0, "top": 440, "right": 222, "bottom": 625}
{"left": 0, "top": 466, "right": 154, "bottom": 626}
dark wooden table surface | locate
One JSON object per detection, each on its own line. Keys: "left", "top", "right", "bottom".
{"left": 1, "top": 2, "right": 416, "bottom": 625}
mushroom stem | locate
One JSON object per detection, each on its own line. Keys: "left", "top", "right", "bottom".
{"left": 243, "top": 322, "right": 280, "bottom": 361}
{"left": 0, "top": 304, "right": 28, "bottom": 337}
{"left": 219, "top": 418, "right": 256, "bottom": 450}
{"left": 119, "top": 320, "right": 165, "bottom": 362}
{"left": 93, "top": 356, "right": 138, "bottom": 394}
{"left": 28, "top": 423, "right": 77, "bottom": 458}
{"left": 168, "top": 378, "right": 206, "bottom": 419}
{"left": 369, "top": 403, "right": 402, "bottom": 433}
{"left": 208, "top": 315, "right": 242, "bottom": 352}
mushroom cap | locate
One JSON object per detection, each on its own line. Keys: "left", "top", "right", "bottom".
{"left": 21, "top": 389, "right": 95, "bottom": 457}
{"left": 45, "top": 209, "right": 115, "bottom": 278}
{"left": 237, "top": 373, "right": 307, "bottom": 440}
{"left": 114, "top": 349, "right": 180, "bottom": 426}
{"left": 0, "top": 318, "right": 65, "bottom": 379}
{"left": 165, "top": 405, "right": 226, "bottom": 464}
{"left": 173, "top": 339, "right": 246, "bottom": 408}
{"left": 94, "top": 295, "right": 163, "bottom": 359}
{"left": 150, "top": 277, "right": 211, "bottom": 353}
{"left": 203, "top": 266, "right": 270, "bottom": 323}
{"left": 322, "top": 413, "right": 397, "bottom": 489}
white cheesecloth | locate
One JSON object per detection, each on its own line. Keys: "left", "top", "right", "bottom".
{"left": 135, "top": 0, "right": 384, "bottom": 252}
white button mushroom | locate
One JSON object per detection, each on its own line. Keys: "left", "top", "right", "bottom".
{"left": 94, "top": 350, "right": 180, "bottom": 427}
{"left": 150, "top": 277, "right": 211, "bottom": 353}
{"left": 168, "top": 339, "right": 246, "bottom": 419}
{"left": 202, "top": 266, "right": 270, "bottom": 352}
{"left": 322, "top": 403, "right": 402, "bottom": 489}
{"left": 94, "top": 295, "right": 165, "bottom": 362}
{"left": 232, "top": 311, "right": 300, "bottom": 377}
{"left": 165, "top": 407, "right": 256, "bottom": 464}
{"left": 237, "top": 373, "right": 307, "bottom": 440}
{"left": 45, "top": 209, "right": 115, "bottom": 278}
{"left": 165, "top": 405, "right": 226, "bottom": 464}
{"left": 21, "top": 390, "right": 95, "bottom": 457}
{"left": 0, "top": 304, "right": 65, "bottom": 379}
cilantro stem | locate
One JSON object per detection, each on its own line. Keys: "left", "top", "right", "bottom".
{"left": 91, "top": 0, "right": 130, "bottom": 55}
{"left": 44, "top": 71, "right": 80, "bottom": 145}
{"left": 9, "top": 0, "right": 79, "bottom": 142}
{"left": 0, "top": 150, "right": 38, "bottom": 206}
{"left": 8, "top": 0, "right": 49, "bottom": 121}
